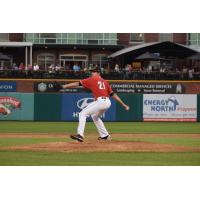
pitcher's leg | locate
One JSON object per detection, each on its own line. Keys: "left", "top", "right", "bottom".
{"left": 91, "top": 111, "right": 110, "bottom": 138}
{"left": 77, "top": 101, "right": 99, "bottom": 137}
{"left": 77, "top": 111, "right": 87, "bottom": 137}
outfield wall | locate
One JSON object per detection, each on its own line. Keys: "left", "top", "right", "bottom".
{"left": 1, "top": 79, "right": 200, "bottom": 121}
{"left": 0, "top": 92, "right": 200, "bottom": 122}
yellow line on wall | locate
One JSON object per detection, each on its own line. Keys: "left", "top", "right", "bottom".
{"left": 0, "top": 78, "right": 200, "bottom": 83}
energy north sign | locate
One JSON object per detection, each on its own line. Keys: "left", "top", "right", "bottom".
{"left": 143, "top": 94, "right": 197, "bottom": 121}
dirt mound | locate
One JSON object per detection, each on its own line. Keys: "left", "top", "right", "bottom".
{"left": 2, "top": 140, "right": 199, "bottom": 153}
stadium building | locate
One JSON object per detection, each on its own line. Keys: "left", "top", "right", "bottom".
{"left": 0, "top": 33, "right": 197, "bottom": 67}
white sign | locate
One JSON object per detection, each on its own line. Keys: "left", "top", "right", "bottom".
{"left": 143, "top": 94, "right": 197, "bottom": 121}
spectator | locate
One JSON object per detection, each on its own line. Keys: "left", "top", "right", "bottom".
{"left": 188, "top": 68, "right": 194, "bottom": 80}
{"left": 124, "top": 64, "right": 132, "bottom": 79}
{"left": 182, "top": 66, "right": 188, "bottom": 80}
{"left": 73, "top": 63, "right": 80, "bottom": 72}
{"left": 55, "top": 64, "right": 61, "bottom": 72}
{"left": 48, "top": 64, "right": 55, "bottom": 74}
{"left": 12, "top": 63, "right": 19, "bottom": 70}
{"left": 147, "top": 64, "right": 153, "bottom": 73}
{"left": 33, "top": 63, "right": 40, "bottom": 71}
{"left": 114, "top": 64, "right": 120, "bottom": 73}
{"left": 19, "top": 62, "right": 25, "bottom": 70}
{"left": 27, "top": 64, "right": 32, "bottom": 71}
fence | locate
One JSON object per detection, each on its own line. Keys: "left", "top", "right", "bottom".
{"left": 0, "top": 92, "right": 200, "bottom": 122}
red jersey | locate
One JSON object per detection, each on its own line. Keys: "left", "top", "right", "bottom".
{"left": 80, "top": 75, "right": 113, "bottom": 99}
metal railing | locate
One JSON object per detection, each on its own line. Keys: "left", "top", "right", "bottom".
{"left": 0, "top": 69, "right": 200, "bottom": 80}
{"left": 26, "top": 38, "right": 118, "bottom": 45}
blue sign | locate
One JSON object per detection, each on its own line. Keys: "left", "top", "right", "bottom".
{"left": 61, "top": 93, "right": 116, "bottom": 121}
{"left": 0, "top": 82, "right": 16, "bottom": 92}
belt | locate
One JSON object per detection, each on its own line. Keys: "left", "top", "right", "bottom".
{"left": 97, "top": 96, "right": 107, "bottom": 100}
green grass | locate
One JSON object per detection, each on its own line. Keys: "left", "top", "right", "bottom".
{"left": 114, "top": 137, "right": 200, "bottom": 148}
{"left": 0, "top": 121, "right": 200, "bottom": 166}
{"left": 0, "top": 138, "right": 70, "bottom": 147}
{"left": 0, "top": 151, "right": 200, "bottom": 166}
{"left": 0, "top": 121, "right": 200, "bottom": 134}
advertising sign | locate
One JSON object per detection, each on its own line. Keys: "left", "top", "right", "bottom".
{"left": 143, "top": 94, "right": 197, "bottom": 121}
{"left": 110, "top": 82, "right": 186, "bottom": 94}
{"left": 34, "top": 82, "right": 88, "bottom": 93}
{"left": 0, "top": 93, "right": 34, "bottom": 120}
{"left": 61, "top": 93, "right": 116, "bottom": 121}
{"left": 0, "top": 81, "right": 16, "bottom": 92}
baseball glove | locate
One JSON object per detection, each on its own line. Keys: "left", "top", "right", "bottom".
{"left": 53, "top": 81, "right": 63, "bottom": 91}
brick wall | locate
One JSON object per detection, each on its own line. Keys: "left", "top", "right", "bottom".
{"left": 9, "top": 33, "right": 24, "bottom": 42}
{"left": 173, "top": 33, "right": 187, "bottom": 44}
{"left": 117, "top": 33, "right": 130, "bottom": 46}
{"left": 144, "top": 33, "right": 159, "bottom": 43}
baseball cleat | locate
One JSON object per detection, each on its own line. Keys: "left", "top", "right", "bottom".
{"left": 98, "top": 135, "right": 111, "bottom": 141}
{"left": 70, "top": 134, "right": 84, "bottom": 142}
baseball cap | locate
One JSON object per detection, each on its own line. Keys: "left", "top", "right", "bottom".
{"left": 88, "top": 66, "right": 100, "bottom": 73}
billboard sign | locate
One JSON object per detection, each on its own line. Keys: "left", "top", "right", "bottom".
{"left": 110, "top": 82, "right": 186, "bottom": 94}
{"left": 34, "top": 82, "right": 88, "bottom": 93}
{"left": 61, "top": 93, "right": 116, "bottom": 121}
{"left": 0, "top": 82, "right": 16, "bottom": 92}
{"left": 143, "top": 94, "right": 197, "bottom": 121}
{"left": 0, "top": 96, "right": 21, "bottom": 116}
{"left": 0, "top": 93, "right": 34, "bottom": 120}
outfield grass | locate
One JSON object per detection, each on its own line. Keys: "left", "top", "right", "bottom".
{"left": 115, "top": 137, "right": 200, "bottom": 147}
{"left": 0, "top": 151, "right": 200, "bottom": 166}
{"left": 0, "top": 121, "right": 200, "bottom": 134}
{"left": 0, "top": 138, "right": 69, "bottom": 147}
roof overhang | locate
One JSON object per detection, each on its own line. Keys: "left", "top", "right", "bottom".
{"left": 0, "top": 42, "right": 33, "bottom": 47}
{"left": 108, "top": 41, "right": 199, "bottom": 59}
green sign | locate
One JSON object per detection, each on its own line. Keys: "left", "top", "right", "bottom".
{"left": 116, "top": 94, "right": 143, "bottom": 121}
{"left": 0, "top": 93, "right": 34, "bottom": 120}
{"left": 34, "top": 93, "right": 62, "bottom": 121}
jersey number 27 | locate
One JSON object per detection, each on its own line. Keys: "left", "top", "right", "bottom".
{"left": 98, "top": 81, "right": 106, "bottom": 89}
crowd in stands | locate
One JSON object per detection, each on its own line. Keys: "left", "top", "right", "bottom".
{"left": 0, "top": 62, "right": 200, "bottom": 80}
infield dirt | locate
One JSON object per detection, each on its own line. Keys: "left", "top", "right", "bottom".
{"left": 0, "top": 133, "right": 200, "bottom": 153}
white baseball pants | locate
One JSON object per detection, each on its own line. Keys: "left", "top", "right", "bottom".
{"left": 77, "top": 97, "right": 111, "bottom": 138}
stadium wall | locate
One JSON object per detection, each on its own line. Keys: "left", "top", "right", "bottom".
{"left": 0, "top": 79, "right": 200, "bottom": 122}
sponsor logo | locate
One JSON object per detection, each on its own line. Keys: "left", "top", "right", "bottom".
{"left": 38, "top": 82, "right": 47, "bottom": 92}
{"left": 0, "top": 82, "right": 16, "bottom": 92}
{"left": 0, "top": 96, "right": 21, "bottom": 116}
{"left": 72, "top": 97, "right": 105, "bottom": 119}
{"left": 0, "top": 85, "right": 13, "bottom": 90}
{"left": 77, "top": 98, "right": 94, "bottom": 110}
{"left": 144, "top": 96, "right": 179, "bottom": 112}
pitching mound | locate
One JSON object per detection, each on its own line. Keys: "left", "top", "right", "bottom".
{"left": 2, "top": 140, "right": 199, "bottom": 153}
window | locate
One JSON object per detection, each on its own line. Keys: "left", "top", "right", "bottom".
{"left": 25, "top": 33, "right": 117, "bottom": 45}
{"left": 188, "top": 33, "right": 200, "bottom": 46}
{"left": 0, "top": 33, "right": 9, "bottom": 41}
{"left": 68, "top": 33, "right": 76, "bottom": 38}
{"left": 92, "top": 54, "right": 108, "bottom": 68}
{"left": 88, "top": 40, "right": 98, "bottom": 44}
{"left": 40, "top": 33, "right": 56, "bottom": 43}
{"left": 130, "top": 33, "right": 144, "bottom": 42}
{"left": 60, "top": 54, "right": 88, "bottom": 68}
{"left": 60, "top": 55, "right": 87, "bottom": 61}
{"left": 40, "top": 33, "right": 56, "bottom": 38}
{"left": 37, "top": 54, "right": 55, "bottom": 70}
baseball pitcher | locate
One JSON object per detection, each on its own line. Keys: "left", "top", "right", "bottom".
{"left": 54, "top": 67, "right": 130, "bottom": 142}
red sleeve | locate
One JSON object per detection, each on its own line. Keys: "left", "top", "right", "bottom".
{"left": 80, "top": 77, "right": 92, "bottom": 89}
